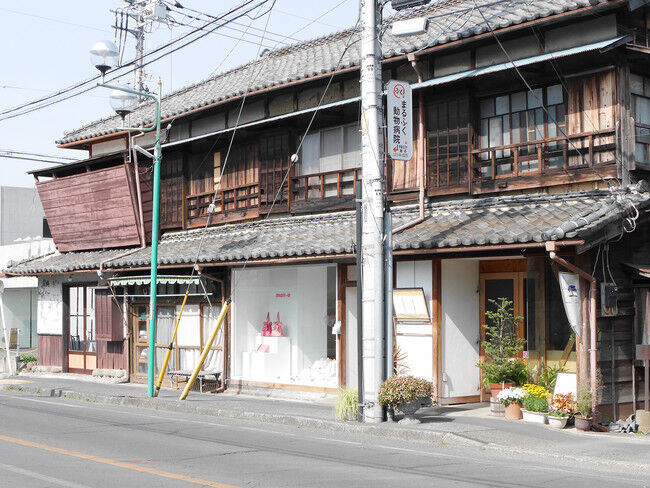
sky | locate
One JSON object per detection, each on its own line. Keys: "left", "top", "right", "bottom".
{"left": 0, "top": 0, "right": 384, "bottom": 188}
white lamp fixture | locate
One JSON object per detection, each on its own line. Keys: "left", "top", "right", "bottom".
{"left": 392, "top": 17, "right": 429, "bottom": 36}
{"left": 109, "top": 88, "right": 139, "bottom": 119}
{"left": 90, "top": 40, "right": 119, "bottom": 76}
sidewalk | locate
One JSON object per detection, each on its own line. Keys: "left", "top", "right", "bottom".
{"left": 2, "top": 373, "right": 649, "bottom": 470}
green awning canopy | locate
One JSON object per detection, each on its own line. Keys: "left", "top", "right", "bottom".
{"left": 108, "top": 275, "right": 200, "bottom": 286}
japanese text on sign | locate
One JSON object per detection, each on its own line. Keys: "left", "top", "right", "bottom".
{"left": 386, "top": 80, "right": 413, "bottom": 161}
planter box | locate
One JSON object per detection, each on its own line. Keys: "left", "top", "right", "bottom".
{"left": 547, "top": 415, "right": 568, "bottom": 429}
{"left": 490, "top": 397, "right": 504, "bottom": 416}
{"left": 522, "top": 409, "right": 548, "bottom": 424}
{"left": 489, "top": 382, "right": 515, "bottom": 399}
{"left": 505, "top": 402, "right": 523, "bottom": 420}
{"left": 575, "top": 416, "right": 592, "bottom": 431}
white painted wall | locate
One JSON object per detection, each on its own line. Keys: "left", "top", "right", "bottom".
{"left": 37, "top": 276, "right": 63, "bottom": 335}
{"left": 441, "top": 259, "right": 481, "bottom": 398}
{"left": 395, "top": 261, "right": 433, "bottom": 381}
{"left": 345, "top": 286, "right": 358, "bottom": 388}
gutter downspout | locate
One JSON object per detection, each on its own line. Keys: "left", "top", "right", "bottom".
{"left": 393, "top": 53, "right": 426, "bottom": 235}
{"left": 130, "top": 132, "right": 148, "bottom": 247}
{"left": 546, "top": 242, "right": 598, "bottom": 418}
{"left": 98, "top": 133, "right": 149, "bottom": 277}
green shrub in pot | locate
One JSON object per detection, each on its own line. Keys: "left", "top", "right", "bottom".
{"left": 522, "top": 394, "right": 548, "bottom": 413}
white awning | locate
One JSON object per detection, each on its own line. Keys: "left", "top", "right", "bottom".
{"left": 108, "top": 275, "right": 200, "bottom": 286}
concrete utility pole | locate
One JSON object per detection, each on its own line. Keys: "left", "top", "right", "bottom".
{"left": 359, "top": 0, "right": 385, "bottom": 423}
{"left": 113, "top": 0, "right": 170, "bottom": 97}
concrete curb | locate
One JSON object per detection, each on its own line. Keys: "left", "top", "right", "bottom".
{"left": 3, "top": 384, "right": 649, "bottom": 472}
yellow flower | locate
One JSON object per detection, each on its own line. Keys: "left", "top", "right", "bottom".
{"left": 522, "top": 384, "right": 550, "bottom": 398}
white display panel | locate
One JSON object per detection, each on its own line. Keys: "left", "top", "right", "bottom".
{"left": 232, "top": 265, "right": 337, "bottom": 387}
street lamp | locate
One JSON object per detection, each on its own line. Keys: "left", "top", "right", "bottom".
{"left": 109, "top": 88, "right": 139, "bottom": 120}
{"left": 91, "top": 41, "right": 163, "bottom": 399}
{"left": 89, "top": 40, "right": 120, "bottom": 79}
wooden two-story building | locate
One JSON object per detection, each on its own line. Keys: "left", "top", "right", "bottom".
{"left": 7, "top": 0, "right": 650, "bottom": 420}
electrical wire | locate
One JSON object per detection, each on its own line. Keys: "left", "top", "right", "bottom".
{"left": 474, "top": 0, "right": 617, "bottom": 191}
{"left": 0, "top": 150, "right": 76, "bottom": 160}
{"left": 0, "top": 0, "right": 268, "bottom": 121}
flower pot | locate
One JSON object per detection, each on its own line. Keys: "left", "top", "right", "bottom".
{"left": 504, "top": 402, "right": 523, "bottom": 420}
{"left": 547, "top": 415, "right": 568, "bottom": 429}
{"left": 575, "top": 416, "right": 592, "bottom": 431}
{"left": 396, "top": 398, "right": 426, "bottom": 424}
{"left": 521, "top": 409, "right": 548, "bottom": 424}
{"left": 489, "top": 382, "right": 515, "bottom": 399}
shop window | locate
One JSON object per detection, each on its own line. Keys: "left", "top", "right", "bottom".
{"left": 631, "top": 73, "right": 650, "bottom": 166}
{"left": 300, "top": 124, "right": 361, "bottom": 175}
{"left": 134, "top": 303, "right": 222, "bottom": 376}
{"left": 232, "top": 264, "right": 338, "bottom": 388}
{"left": 478, "top": 85, "right": 566, "bottom": 176}
{"left": 68, "top": 286, "right": 95, "bottom": 353}
{"left": 525, "top": 258, "right": 575, "bottom": 368}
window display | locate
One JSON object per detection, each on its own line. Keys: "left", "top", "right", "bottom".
{"left": 232, "top": 264, "right": 338, "bottom": 388}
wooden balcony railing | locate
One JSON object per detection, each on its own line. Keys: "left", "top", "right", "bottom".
{"left": 472, "top": 129, "right": 616, "bottom": 181}
{"left": 290, "top": 168, "right": 360, "bottom": 201}
{"left": 186, "top": 182, "right": 259, "bottom": 220}
{"left": 185, "top": 166, "right": 360, "bottom": 225}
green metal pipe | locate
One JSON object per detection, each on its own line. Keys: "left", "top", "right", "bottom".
{"left": 96, "top": 80, "right": 163, "bottom": 399}
{"left": 147, "top": 79, "right": 163, "bottom": 398}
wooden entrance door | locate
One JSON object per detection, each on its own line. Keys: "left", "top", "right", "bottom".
{"left": 67, "top": 286, "right": 96, "bottom": 374}
{"left": 479, "top": 261, "right": 527, "bottom": 400}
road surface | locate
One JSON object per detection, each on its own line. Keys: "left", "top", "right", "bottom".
{"left": 0, "top": 390, "right": 647, "bottom": 487}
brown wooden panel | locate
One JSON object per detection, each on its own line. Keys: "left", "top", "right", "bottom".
{"left": 36, "top": 165, "right": 140, "bottom": 252}
{"left": 96, "top": 340, "right": 128, "bottom": 370}
{"left": 37, "top": 334, "right": 63, "bottom": 367}
{"left": 479, "top": 259, "right": 526, "bottom": 273}
{"left": 95, "top": 288, "right": 123, "bottom": 342}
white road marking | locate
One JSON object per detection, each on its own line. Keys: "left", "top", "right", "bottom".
{"left": 0, "top": 462, "right": 93, "bottom": 488}
{"left": 5, "top": 396, "right": 84, "bottom": 408}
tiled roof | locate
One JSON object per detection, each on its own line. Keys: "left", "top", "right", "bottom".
{"left": 58, "top": 0, "right": 614, "bottom": 145}
{"left": 7, "top": 189, "right": 648, "bottom": 274}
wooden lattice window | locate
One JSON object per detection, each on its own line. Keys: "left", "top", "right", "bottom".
{"left": 426, "top": 96, "right": 469, "bottom": 191}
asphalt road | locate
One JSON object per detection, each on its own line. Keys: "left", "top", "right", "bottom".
{"left": 0, "top": 391, "right": 647, "bottom": 488}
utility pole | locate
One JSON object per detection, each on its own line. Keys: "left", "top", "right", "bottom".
{"left": 359, "top": 0, "right": 385, "bottom": 423}
{"left": 112, "top": 0, "right": 170, "bottom": 97}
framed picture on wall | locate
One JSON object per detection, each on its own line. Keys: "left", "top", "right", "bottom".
{"left": 393, "top": 288, "right": 430, "bottom": 322}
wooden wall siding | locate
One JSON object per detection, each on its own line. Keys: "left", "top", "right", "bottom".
{"left": 259, "top": 133, "right": 291, "bottom": 211}
{"left": 37, "top": 165, "right": 141, "bottom": 252}
{"left": 426, "top": 96, "right": 470, "bottom": 193}
{"left": 38, "top": 334, "right": 62, "bottom": 366}
{"left": 95, "top": 288, "right": 124, "bottom": 342}
{"left": 127, "top": 163, "right": 153, "bottom": 242}
{"left": 567, "top": 70, "right": 616, "bottom": 166}
{"left": 390, "top": 111, "right": 421, "bottom": 192}
{"left": 160, "top": 152, "right": 184, "bottom": 229}
{"left": 96, "top": 340, "right": 128, "bottom": 370}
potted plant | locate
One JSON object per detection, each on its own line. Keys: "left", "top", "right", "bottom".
{"left": 496, "top": 387, "right": 526, "bottom": 420}
{"left": 548, "top": 392, "right": 574, "bottom": 429}
{"left": 575, "top": 387, "right": 593, "bottom": 431}
{"left": 378, "top": 375, "right": 433, "bottom": 424}
{"left": 477, "top": 298, "right": 527, "bottom": 398}
{"left": 521, "top": 383, "right": 549, "bottom": 424}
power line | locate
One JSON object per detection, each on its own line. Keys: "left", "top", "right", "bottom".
{"left": 0, "top": 0, "right": 269, "bottom": 121}
{"left": 0, "top": 154, "right": 67, "bottom": 165}
{"left": 0, "top": 150, "right": 76, "bottom": 161}
{"left": 474, "top": 0, "right": 617, "bottom": 190}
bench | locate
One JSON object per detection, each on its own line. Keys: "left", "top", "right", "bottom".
{"left": 169, "top": 370, "right": 221, "bottom": 393}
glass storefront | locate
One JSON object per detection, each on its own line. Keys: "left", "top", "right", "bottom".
{"left": 232, "top": 264, "right": 338, "bottom": 388}
{"left": 525, "top": 257, "right": 577, "bottom": 371}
